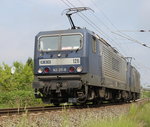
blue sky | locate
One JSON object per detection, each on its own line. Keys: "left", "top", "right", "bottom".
{"left": 0, "top": 0, "right": 150, "bottom": 85}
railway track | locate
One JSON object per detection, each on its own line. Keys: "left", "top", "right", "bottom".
{"left": 0, "top": 98, "right": 149, "bottom": 116}
{"left": 0, "top": 106, "right": 65, "bottom": 116}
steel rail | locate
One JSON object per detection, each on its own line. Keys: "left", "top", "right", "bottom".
{"left": 0, "top": 98, "right": 149, "bottom": 116}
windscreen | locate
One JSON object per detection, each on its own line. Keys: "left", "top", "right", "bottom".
{"left": 61, "top": 35, "right": 81, "bottom": 50}
{"left": 39, "top": 36, "right": 59, "bottom": 51}
{"left": 39, "top": 34, "right": 82, "bottom": 51}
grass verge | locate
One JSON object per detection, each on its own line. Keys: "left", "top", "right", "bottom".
{"left": 81, "top": 101, "right": 150, "bottom": 127}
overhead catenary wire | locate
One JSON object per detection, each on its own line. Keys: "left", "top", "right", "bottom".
{"left": 88, "top": 0, "right": 140, "bottom": 55}
{"left": 88, "top": 0, "right": 150, "bottom": 75}
{"left": 62, "top": 0, "right": 119, "bottom": 44}
{"left": 114, "top": 30, "right": 150, "bottom": 32}
{"left": 133, "top": 59, "right": 150, "bottom": 71}
{"left": 77, "top": 0, "right": 114, "bottom": 32}
{"left": 65, "top": 0, "right": 129, "bottom": 56}
{"left": 73, "top": 0, "right": 128, "bottom": 56}
{"left": 89, "top": 0, "right": 150, "bottom": 50}
{"left": 61, "top": 0, "right": 111, "bottom": 40}
{"left": 63, "top": 0, "right": 150, "bottom": 52}
{"left": 90, "top": 0, "right": 120, "bottom": 31}
{"left": 112, "top": 30, "right": 150, "bottom": 48}
{"left": 62, "top": 0, "right": 149, "bottom": 63}
{"left": 112, "top": 32, "right": 150, "bottom": 48}
{"left": 61, "top": 0, "right": 150, "bottom": 75}
{"left": 61, "top": 0, "right": 106, "bottom": 38}
{"left": 132, "top": 60, "right": 150, "bottom": 85}
{"left": 77, "top": 0, "right": 150, "bottom": 51}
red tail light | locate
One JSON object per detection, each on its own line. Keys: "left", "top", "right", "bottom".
{"left": 44, "top": 67, "right": 50, "bottom": 73}
{"left": 69, "top": 67, "right": 75, "bottom": 72}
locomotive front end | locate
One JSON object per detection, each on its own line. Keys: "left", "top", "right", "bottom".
{"left": 33, "top": 29, "right": 88, "bottom": 104}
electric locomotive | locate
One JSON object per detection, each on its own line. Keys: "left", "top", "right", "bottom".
{"left": 32, "top": 7, "right": 140, "bottom": 105}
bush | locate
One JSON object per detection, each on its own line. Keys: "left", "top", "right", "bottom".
{"left": 0, "top": 61, "right": 34, "bottom": 91}
{"left": 0, "top": 60, "right": 43, "bottom": 108}
{"left": 0, "top": 90, "right": 42, "bottom": 108}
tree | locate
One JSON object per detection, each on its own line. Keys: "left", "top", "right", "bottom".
{"left": 0, "top": 61, "right": 34, "bottom": 91}
{"left": 26, "top": 57, "right": 33, "bottom": 70}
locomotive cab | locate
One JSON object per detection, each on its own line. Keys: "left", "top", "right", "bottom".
{"left": 33, "top": 28, "right": 92, "bottom": 104}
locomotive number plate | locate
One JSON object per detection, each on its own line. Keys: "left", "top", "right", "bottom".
{"left": 39, "top": 58, "right": 80, "bottom": 66}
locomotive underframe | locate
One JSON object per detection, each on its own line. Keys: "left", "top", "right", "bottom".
{"left": 33, "top": 74, "right": 140, "bottom": 104}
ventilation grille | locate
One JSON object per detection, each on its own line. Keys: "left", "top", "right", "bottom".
{"left": 102, "top": 45, "right": 126, "bottom": 82}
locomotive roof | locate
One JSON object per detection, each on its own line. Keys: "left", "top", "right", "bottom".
{"left": 36, "top": 28, "right": 115, "bottom": 50}
{"left": 36, "top": 28, "right": 94, "bottom": 36}
{"left": 36, "top": 28, "right": 126, "bottom": 61}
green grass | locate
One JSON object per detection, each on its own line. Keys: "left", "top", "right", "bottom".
{"left": 80, "top": 101, "right": 150, "bottom": 127}
{"left": 142, "top": 91, "right": 150, "bottom": 98}
{"left": 0, "top": 90, "right": 43, "bottom": 108}
{"left": 81, "top": 117, "right": 140, "bottom": 127}
{"left": 136, "top": 103, "right": 150, "bottom": 127}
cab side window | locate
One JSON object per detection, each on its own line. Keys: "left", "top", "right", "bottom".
{"left": 92, "top": 36, "right": 96, "bottom": 53}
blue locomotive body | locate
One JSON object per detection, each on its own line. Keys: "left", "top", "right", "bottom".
{"left": 33, "top": 28, "right": 140, "bottom": 104}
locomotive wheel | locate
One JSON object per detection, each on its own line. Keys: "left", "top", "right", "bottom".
{"left": 77, "top": 85, "right": 88, "bottom": 104}
{"left": 93, "top": 99, "right": 102, "bottom": 105}
{"left": 42, "top": 98, "right": 51, "bottom": 104}
{"left": 72, "top": 103, "right": 77, "bottom": 106}
{"left": 53, "top": 103, "right": 60, "bottom": 106}
{"left": 77, "top": 97, "right": 87, "bottom": 104}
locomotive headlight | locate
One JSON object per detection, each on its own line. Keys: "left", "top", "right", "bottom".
{"left": 38, "top": 68, "right": 43, "bottom": 73}
{"left": 77, "top": 66, "right": 83, "bottom": 72}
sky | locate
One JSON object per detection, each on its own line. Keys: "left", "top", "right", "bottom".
{"left": 0, "top": 0, "right": 150, "bottom": 86}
